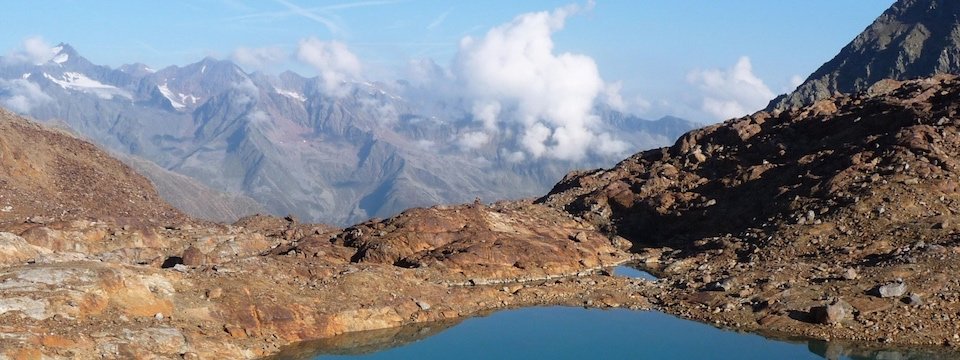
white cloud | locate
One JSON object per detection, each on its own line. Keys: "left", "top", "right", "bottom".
{"left": 246, "top": 110, "right": 272, "bottom": 127}
{"left": 628, "top": 94, "right": 653, "bottom": 115}
{"left": 602, "top": 81, "right": 626, "bottom": 111}
{"left": 471, "top": 101, "right": 501, "bottom": 131}
{"left": 230, "top": 78, "right": 261, "bottom": 107}
{"left": 0, "top": 79, "right": 52, "bottom": 113}
{"left": 3, "top": 36, "right": 57, "bottom": 65}
{"left": 452, "top": 2, "right": 624, "bottom": 161}
{"left": 789, "top": 74, "right": 805, "bottom": 90}
{"left": 458, "top": 131, "right": 490, "bottom": 149}
{"left": 296, "top": 38, "right": 361, "bottom": 96}
{"left": 416, "top": 139, "right": 435, "bottom": 150}
{"left": 687, "top": 56, "right": 774, "bottom": 120}
{"left": 358, "top": 97, "right": 400, "bottom": 124}
{"left": 232, "top": 46, "right": 287, "bottom": 71}
{"left": 502, "top": 149, "right": 526, "bottom": 163}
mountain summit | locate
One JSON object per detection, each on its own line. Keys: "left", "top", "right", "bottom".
{"left": 769, "top": 0, "right": 960, "bottom": 110}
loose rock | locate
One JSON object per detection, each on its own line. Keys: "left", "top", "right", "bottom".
{"left": 841, "top": 268, "right": 858, "bottom": 280}
{"left": 812, "top": 299, "right": 849, "bottom": 325}
{"left": 876, "top": 281, "right": 907, "bottom": 298}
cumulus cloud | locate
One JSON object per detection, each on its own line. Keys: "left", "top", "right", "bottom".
{"left": 3, "top": 36, "right": 57, "bottom": 65}
{"left": 452, "top": 2, "right": 624, "bottom": 161}
{"left": 232, "top": 46, "right": 288, "bottom": 71}
{"left": 296, "top": 38, "right": 361, "bottom": 96}
{"left": 687, "top": 56, "right": 774, "bottom": 121}
{"left": 0, "top": 79, "right": 52, "bottom": 113}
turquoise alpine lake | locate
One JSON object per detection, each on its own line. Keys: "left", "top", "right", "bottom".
{"left": 267, "top": 307, "right": 955, "bottom": 360}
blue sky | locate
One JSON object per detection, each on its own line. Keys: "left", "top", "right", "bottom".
{"left": 0, "top": 0, "right": 894, "bottom": 122}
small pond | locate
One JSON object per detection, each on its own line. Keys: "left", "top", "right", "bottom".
{"left": 268, "top": 307, "right": 956, "bottom": 360}
{"left": 612, "top": 263, "right": 658, "bottom": 281}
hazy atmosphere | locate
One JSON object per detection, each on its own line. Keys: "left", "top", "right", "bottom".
{"left": 1, "top": 1, "right": 892, "bottom": 123}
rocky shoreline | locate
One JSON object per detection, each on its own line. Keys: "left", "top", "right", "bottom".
{"left": 2, "top": 199, "right": 959, "bottom": 358}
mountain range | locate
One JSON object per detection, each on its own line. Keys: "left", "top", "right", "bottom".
{"left": 0, "top": 45, "right": 699, "bottom": 225}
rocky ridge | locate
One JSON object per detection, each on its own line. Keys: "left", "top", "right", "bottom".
{"left": 770, "top": 0, "right": 960, "bottom": 111}
{"left": 0, "top": 108, "right": 183, "bottom": 226}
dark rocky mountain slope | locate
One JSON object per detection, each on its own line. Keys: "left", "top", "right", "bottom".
{"left": 770, "top": 0, "right": 960, "bottom": 110}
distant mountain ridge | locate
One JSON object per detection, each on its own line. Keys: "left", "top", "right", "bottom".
{"left": 0, "top": 43, "right": 701, "bottom": 225}
{"left": 769, "top": 0, "right": 960, "bottom": 110}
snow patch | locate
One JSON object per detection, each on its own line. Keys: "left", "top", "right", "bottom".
{"left": 43, "top": 72, "right": 131, "bottom": 100}
{"left": 20, "top": 73, "right": 30, "bottom": 79}
{"left": 274, "top": 87, "right": 306, "bottom": 102}
{"left": 201, "top": 65, "right": 206, "bottom": 74}
{"left": 178, "top": 92, "right": 199, "bottom": 105}
{"left": 158, "top": 83, "right": 185, "bottom": 110}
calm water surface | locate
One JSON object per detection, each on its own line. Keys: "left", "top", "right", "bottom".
{"left": 268, "top": 306, "right": 956, "bottom": 360}
{"left": 612, "top": 264, "right": 658, "bottom": 281}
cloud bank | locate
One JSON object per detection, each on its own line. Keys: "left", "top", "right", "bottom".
{"left": 452, "top": 2, "right": 626, "bottom": 161}
{"left": 296, "top": 38, "right": 361, "bottom": 96}
{"left": 687, "top": 56, "right": 774, "bottom": 120}
{"left": 3, "top": 36, "right": 57, "bottom": 65}
{"left": 0, "top": 78, "right": 52, "bottom": 113}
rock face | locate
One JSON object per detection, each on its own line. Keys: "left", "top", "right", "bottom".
{"left": 326, "top": 201, "right": 625, "bottom": 283}
{"left": 542, "top": 75, "right": 960, "bottom": 250}
{"left": 769, "top": 0, "right": 960, "bottom": 111}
